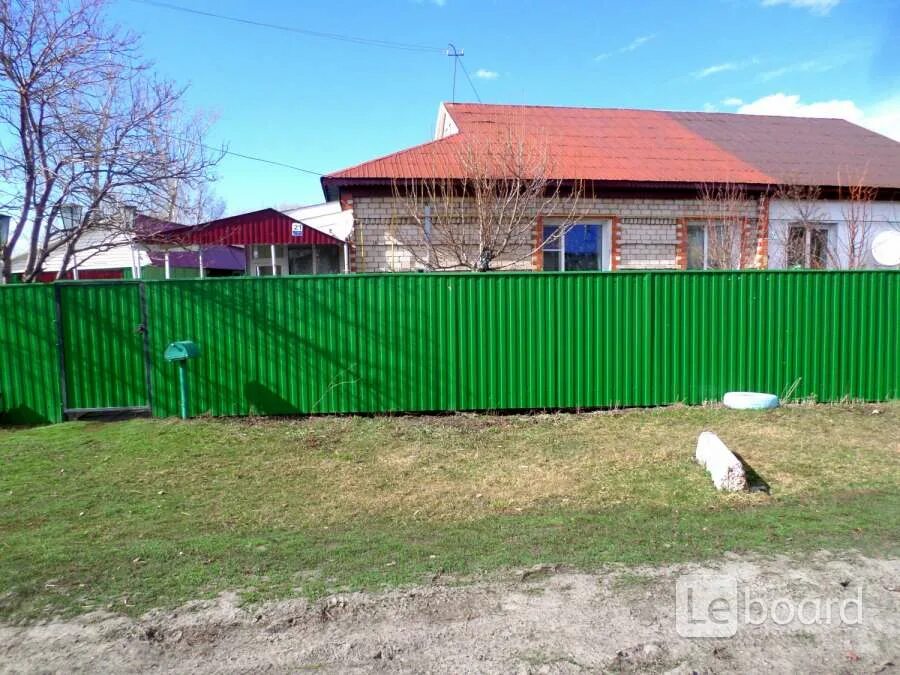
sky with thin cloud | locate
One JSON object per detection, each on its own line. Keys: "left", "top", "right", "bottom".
{"left": 109, "top": 0, "right": 900, "bottom": 211}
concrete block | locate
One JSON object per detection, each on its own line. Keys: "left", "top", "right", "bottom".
{"left": 695, "top": 432, "right": 747, "bottom": 491}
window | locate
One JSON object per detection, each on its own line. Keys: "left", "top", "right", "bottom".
{"left": 316, "top": 246, "right": 341, "bottom": 274}
{"left": 256, "top": 265, "right": 282, "bottom": 276}
{"left": 542, "top": 223, "right": 603, "bottom": 271}
{"left": 288, "top": 247, "right": 314, "bottom": 274}
{"left": 787, "top": 223, "right": 832, "bottom": 269}
{"left": 687, "top": 222, "right": 733, "bottom": 270}
{"left": 287, "top": 245, "right": 342, "bottom": 274}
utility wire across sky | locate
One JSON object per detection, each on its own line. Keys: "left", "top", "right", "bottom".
{"left": 127, "top": 0, "right": 483, "bottom": 173}
{"left": 126, "top": 0, "right": 447, "bottom": 53}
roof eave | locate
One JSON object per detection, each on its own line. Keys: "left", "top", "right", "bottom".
{"left": 320, "top": 176, "right": 776, "bottom": 195}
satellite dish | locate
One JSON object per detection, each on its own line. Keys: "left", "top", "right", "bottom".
{"left": 872, "top": 230, "right": 900, "bottom": 267}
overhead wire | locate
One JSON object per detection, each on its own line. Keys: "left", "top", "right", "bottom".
{"left": 128, "top": 0, "right": 484, "bottom": 174}
{"left": 164, "top": 133, "right": 325, "bottom": 176}
{"left": 126, "top": 0, "right": 447, "bottom": 53}
{"left": 457, "top": 58, "right": 483, "bottom": 103}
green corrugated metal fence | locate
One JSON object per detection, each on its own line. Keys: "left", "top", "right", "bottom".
{"left": 1, "top": 270, "right": 897, "bottom": 424}
{"left": 0, "top": 284, "right": 62, "bottom": 423}
{"left": 58, "top": 284, "right": 150, "bottom": 413}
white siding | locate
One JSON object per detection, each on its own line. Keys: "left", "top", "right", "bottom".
{"left": 10, "top": 228, "right": 149, "bottom": 274}
{"left": 281, "top": 202, "right": 353, "bottom": 242}
{"left": 768, "top": 199, "right": 900, "bottom": 269}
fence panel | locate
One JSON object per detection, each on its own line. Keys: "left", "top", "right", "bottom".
{"left": 0, "top": 284, "right": 62, "bottom": 423}
{"left": 1, "top": 270, "right": 897, "bottom": 425}
{"left": 58, "top": 283, "right": 150, "bottom": 414}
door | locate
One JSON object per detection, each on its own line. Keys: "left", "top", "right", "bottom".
{"left": 57, "top": 283, "right": 151, "bottom": 415}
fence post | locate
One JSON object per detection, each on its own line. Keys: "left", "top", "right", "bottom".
{"left": 138, "top": 281, "right": 154, "bottom": 414}
{"left": 52, "top": 284, "right": 68, "bottom": 420}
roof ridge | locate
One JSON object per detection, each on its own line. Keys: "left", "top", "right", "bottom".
{"left": 444, "top": 101, "right": 859, "bottom": 123}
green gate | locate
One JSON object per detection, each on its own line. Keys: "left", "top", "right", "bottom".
{"left": 56, "top": 283, "right": 151, "bottom": 417}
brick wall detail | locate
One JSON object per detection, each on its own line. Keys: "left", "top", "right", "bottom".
{"left": 349, "top": 194, "right": 762, "bottom": 272}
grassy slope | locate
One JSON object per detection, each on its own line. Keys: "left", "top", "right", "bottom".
{"left": 1, "top": 404, "right": 898, "bottom": 620}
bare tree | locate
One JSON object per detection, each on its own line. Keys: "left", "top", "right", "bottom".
{"left": 152, "top": 110, "right": 227, "bottom": 225}
{"left": 390, "top": 126, "right": 584, "bottom": 272}
{"left": 835, "top": 173, "right": 876, "bottom": 270}
{"left": 0, "top": 0, "right": 222, "bottom": 282}
{"left": 694, "top": 182, "right": 754, "bottom": 269}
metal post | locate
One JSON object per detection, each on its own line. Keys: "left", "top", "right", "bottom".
{"left": 178, "top": 361, "right": 189, "bottom": 419}
{"left": 71, "top": 252, "right": 79, "bottom": 280}
{"left": 164, "top": 250, "right": 171, "bottom": 279}
{"left": 198, "top": 248, "right": 205, "bottom": 279}
{"left": 131, "top": 242, "right": 142, "bottom": 279}
{"left": 343, "top": 242, "right": 350, "bottom": 273}
{"left": 270, "top": 244, "right": 277, "bottom": 276}
{"left": 0, "top": 214, "right": 10, "bottom": 284}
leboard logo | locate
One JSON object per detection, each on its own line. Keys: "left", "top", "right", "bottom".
{"left": 676, "top": 573, "right": 738, "bottom": 637}
{"left": 675, "top": 573, "right": 863, "bottom": 638}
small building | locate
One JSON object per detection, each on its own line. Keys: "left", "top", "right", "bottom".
{"left": 9, "top": 215, "right": 244, "bottom": 281}
{"left": 10, "top": 204, "right": 354, "bottom": 281}
{"left": 171, "top": 205, "right": 352, "bottom": 276}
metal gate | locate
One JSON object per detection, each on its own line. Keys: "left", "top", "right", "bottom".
{"left": 55, "top": 283, "right": 152, "bottom": 417}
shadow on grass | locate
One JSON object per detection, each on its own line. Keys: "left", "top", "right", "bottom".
{"left": 730, "top": 449, "right": 771, "bottom": 494}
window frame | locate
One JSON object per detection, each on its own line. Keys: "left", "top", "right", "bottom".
{"left": 541, "top": 220, "right": 611, "bottom": 272}
{"left": 786, "top": 221, "right": 835, "bottom": 269}
{"left": 686, "top": 220, "right": 738, "bottom": 270}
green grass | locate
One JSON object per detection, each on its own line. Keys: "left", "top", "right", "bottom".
{"left": 1, "top": 403, "right": 898, "bottom": 620}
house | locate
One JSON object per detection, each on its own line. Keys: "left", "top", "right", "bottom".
{"left": 321, "top": 102, "right": 900, "bottom": 273}
{"left": 9, "top": 215, "right": 244, "bottom": 281}
{"left": 169, "top": 204, "right": 352, "bottom": 276}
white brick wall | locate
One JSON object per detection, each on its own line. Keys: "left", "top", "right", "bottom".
{"left": 349, "top": 193, "right": 760, "bottom": 272}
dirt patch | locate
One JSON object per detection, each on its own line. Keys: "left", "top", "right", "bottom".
{"left": 1, "top": 551, "right": 897, "bottom": 674}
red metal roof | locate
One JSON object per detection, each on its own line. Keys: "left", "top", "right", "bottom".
{"left": 166, "top": 208, "right": 345, "bottom": 246}
{"left": 323, "top": 103, "right": 900, "bottom": 192}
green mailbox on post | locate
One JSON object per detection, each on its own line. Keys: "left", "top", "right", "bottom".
{"left": 164, "top": 340, "right": 200, "bottom": 419}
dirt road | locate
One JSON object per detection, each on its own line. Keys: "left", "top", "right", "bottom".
{"left": 2, "top": 551, "right": 897, "bottom": 673}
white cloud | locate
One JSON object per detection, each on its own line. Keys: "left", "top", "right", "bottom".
{"left": 737, "top": 93, "right": 900, "bottom": 141}
{"left": 863, "top": 96, "right": 900, "bottom": 141}
{"left": 695, "top": 62, "right": 739, "bottom": 78}
{"left": 758, "top": 58, "right": 834, "bottom": 82}
{"left": 595, "top": 34, "right": 656, "bottom": 61}
{"left": 760, "top": 0, "right": 840, "bottom": 15}
{"left": 621, "top": 34, "right": 655, "bottom": 52}
{"left": 693, "top": 57, "right": 759, "bottom": 79}
{"left": 474, "top": 68, "right": 498, "bottom": 80}
{"left": 722, "top": 97, "right": 744, "bottom": 107}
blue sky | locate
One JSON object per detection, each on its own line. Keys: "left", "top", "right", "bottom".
{"left": 109, "top": 0, "right": 900, "bottom": 215}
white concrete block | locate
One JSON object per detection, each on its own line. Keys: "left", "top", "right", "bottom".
{"left": 695, "top": 432, "right": 747, "bottom": 492}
